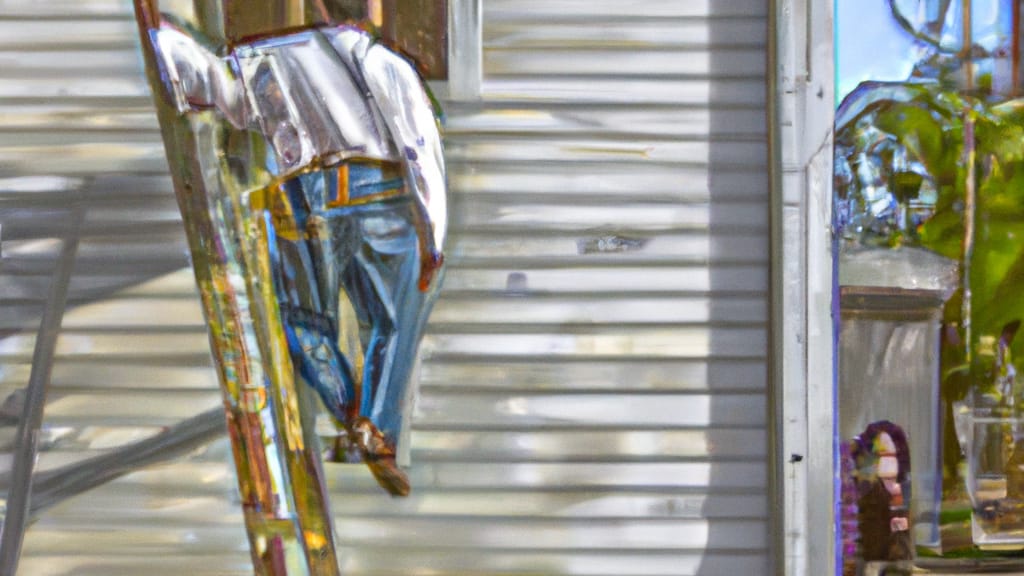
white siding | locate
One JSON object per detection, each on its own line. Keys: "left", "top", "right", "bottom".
{"left": 0, "top": 0, "right": 771, "bottom": 573}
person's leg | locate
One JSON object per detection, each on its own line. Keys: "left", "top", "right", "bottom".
{"left": 341, "top": 198, "right": 437, "bottom": 495}
{"left": 267, "top": 175, "right": 359, "bottom": 424}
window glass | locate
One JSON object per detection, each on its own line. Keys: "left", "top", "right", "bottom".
{"left": 835, "top": 0, "right": 1024, "bottom": 570}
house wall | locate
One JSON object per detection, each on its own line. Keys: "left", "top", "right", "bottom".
{"left": 0, "top": 0, "right": 774, "bottom": 573}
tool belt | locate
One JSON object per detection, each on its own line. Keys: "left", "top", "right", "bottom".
{"left": 253, "top": 159, "right": 406, "bottom": 241}
{"left": 327, "top": 159, "right": 405, "bottom": 208}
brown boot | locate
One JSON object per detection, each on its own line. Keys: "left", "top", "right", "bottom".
{"left": 327, "top": 428, "right": 363, "bottom": 464}
{"left": 352, "top": 417, "right": 411, "bottom": 497}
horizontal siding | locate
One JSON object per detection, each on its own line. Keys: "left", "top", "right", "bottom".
{"left": 0, "top": 0, "right": 769, "bottom": 574}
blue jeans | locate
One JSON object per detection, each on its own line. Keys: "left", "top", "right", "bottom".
{"left": 263, "top": 163, "right": 434, "bottom": 448}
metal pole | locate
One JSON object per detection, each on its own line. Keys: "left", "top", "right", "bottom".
{"left": 26, "top": 408, "right": 225, "bottom": 515}
{"left": 962, "top": 0, "right": 975, "bottom": 363}
{"left": 0, "top": 204, "right": 82, "bottom": 575}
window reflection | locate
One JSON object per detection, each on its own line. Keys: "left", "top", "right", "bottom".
{"left": 836, "top": 0, "right": 1024, "bottom": 569}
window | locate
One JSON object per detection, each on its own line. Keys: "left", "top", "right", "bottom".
{"left": 834, "top": 0, "right": 1024, "bottom": 571}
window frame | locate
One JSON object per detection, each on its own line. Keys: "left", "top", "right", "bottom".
{"left": 435, "top": 0, "right": 481, "bottom": 101}
{"left": 771, "top": 0, "right": 837, "bottom": 574}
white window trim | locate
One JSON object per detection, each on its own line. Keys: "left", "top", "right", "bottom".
{"left": 771, "top": 0, "right": 836, "bottom": 574}
{"left": 440, "top": 0, "right": 481, "bottom": 101}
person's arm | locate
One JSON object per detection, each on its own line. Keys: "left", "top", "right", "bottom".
{"left": 134, "top": 0, "right": 245, "bottom": 127}
{"left": 360, "top": 43, "right": 448, "bottom": 290}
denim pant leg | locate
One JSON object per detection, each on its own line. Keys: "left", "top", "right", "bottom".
{"left": 265, "top": 203, "right": 357, "bottom": 425}
{"left": 338, "top": 198, "right": 438, "bottom": 446}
